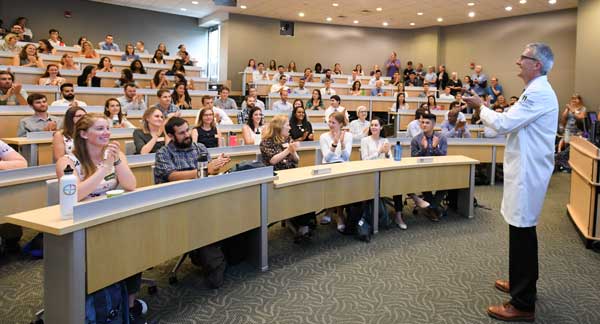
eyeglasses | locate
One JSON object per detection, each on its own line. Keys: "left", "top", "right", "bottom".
{"left": 520, "top": 55, "right": 538, "bottom": 62}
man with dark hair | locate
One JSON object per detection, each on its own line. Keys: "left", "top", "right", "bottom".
{"left": 270, "top": 75, "right": 288, "bottom": 94}
{"left": 322, "top": 69, "right": 333, "bottom": 83}
{"left": 214, "top": 86, "right": 237, "bottom": 110}
{"left": 99, "top": 34, "right": 120, "bottom": 51}
{"left": 48, "top": 28, "right": 64, "bottom": 48}
{"left": 152, "top": 89, "right": 180, "bottom": 117}
{"left": 153, "top": 117, "right": 230, "bottom": 288}
{"left": 272, "top": 88, "right": 293, "bottom": 113}
{"left": 117, "top": 83, "right": 147, "bottom": 114}
{"left": 369, "top": 69, "right": 383, "bottom": 86}
{"left": 324, "top": 95, "right": 348, "bottom": 123}
{"left": 18, "top": 94, "right": 62, "bottom": 136}
{"left": 403, "top": 61, "right": 415, "bottom": 81}
{"left": 10, "top": 24, "right": 31, "bottom": 42}
{"left": 180, "top": 51, "right": 194, "bottom": 66}
{"left": 410, "top": 113, "right": 448, "bottom": 221}
{"left": 51, "top": 83, "right": 87, "bottom": 107}
{"left": 272, "top": 65, "right": 289, "bottom": 83}
{"left": 404, "top": 71, "right": 423, "bottom": 87}
{"left": 0, "top": 70, "right": 27, "bottom": 105}
{"left": 196, "top": 95, "right": 233, "bottom": 125}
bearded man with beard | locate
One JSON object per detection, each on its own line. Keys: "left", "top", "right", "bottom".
{"left": 50, "top": 83, "right": 87, "bottom": 108}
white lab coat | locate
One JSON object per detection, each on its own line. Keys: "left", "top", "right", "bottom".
{"left": 479, "top": 75, "right": 558, "bottom": 227}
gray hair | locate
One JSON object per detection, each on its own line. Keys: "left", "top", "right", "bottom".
{"left": 526, "top": 42, "right": 554, "bottom": 75}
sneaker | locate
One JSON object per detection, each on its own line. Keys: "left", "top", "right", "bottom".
{"left": 320, "top": 215, "right": 332, "bottom": 225}
{"left": 130, "top": 299, "right": 148, "bottom": 316}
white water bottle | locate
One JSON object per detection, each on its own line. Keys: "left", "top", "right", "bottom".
{"left": 112, "top": 114, "right": 119, "bottom": 127}
{"left": 59, "top": 165, "right": 78, "bottom": 220}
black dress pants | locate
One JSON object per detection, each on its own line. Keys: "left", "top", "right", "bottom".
{"left": 509, "top": 224, "right": 538, "bottom": 312}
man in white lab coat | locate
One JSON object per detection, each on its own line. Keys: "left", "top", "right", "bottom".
{"left": 465, "top": 43, "right": 558, "bottom": 322}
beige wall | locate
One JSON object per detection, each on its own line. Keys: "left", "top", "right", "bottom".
{"left": 226, "top": 10, "right": 577, "bottom": 106}
{"left": 575, "top": 0, "right": 600, "bottom": 111}
{"left": 226, "top": 14, "right": 440, "bottom": 91}
{"left": 440, "top": 9, "right": 577, "bottom": 107}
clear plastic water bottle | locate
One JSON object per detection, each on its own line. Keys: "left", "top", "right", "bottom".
{"left": 112, "top": 114, "right": 119, "bottom": 127}
{"left": 394, "top": 141, "right": 402, "bottom": 161}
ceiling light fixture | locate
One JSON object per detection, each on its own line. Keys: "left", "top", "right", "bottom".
{"left": 332, "top": 3, "right": 339, "bottom": 6}
{"left": 376, "top": 7, "right": 383, "bottom": 11}
{"left": 410, "top": 22, "right": 415, "bottom": 26}
{"left": 298, "top": 12, "right": 305, "bottom": 17}
{"left": 192, "top": 1, "right": 199, "bottom": 4}
{"left": 548, "top": 0, "right": 556, "bottom": 4}
{"left": 326, "top": 17, "right": 332, "bottom": 22}
{"left": 353, "top": 20, "right": 359, "bottom": 24}
{"left": 437, "top": 17, "right": 443, "bottom": 22}
{"left": 519, "top": 0, "right": 527, "bottom": 3}
{"left": 417, "top": 12, "right": 424, "bottom": 16}
{"left": 505, "top": 6, "right": 513, "bottom": 11}
{"left": 468, "top": 11, "right": 475, "bottom": 17}
{"left": 382, "top": 22, "right": 389, "bottom": 26}
{"left": 240, "top": 5, "right": 247, "bottom": 9}
{"left": 467, "top": 2, "right": 475, "bottom": 6}
{"left": 180, "top": 8, "right": 187, "bottom": 11}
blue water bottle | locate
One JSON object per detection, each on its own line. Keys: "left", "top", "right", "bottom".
{"left": 394, "top": 141, "right": 402, "bottom": 161}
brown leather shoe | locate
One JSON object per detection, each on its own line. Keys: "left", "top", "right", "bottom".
{"left": 487, "top": 302, "right": 534, "bottom": 322}
{"left": 495, "top": 279, "right": 510, "bottom": 293}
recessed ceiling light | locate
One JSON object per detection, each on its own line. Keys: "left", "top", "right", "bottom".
{"left": 548, "top": 0, "right": 556, "bottom": 4}
{"left": 326, "top": 17, "right": 332, "bottom": 22}
{"left": 417, "top": 12, "right": 424, "bottom": 16}
{"left": 240, "top": 5, "right": 247, "bottom": 9}
{"left": 409, "top": 22, "right": 415, "bottom": 26}
{"left": 332, "top": 3, "right": 339, "bottom": 6}
{"left": 376, "top": 7, "right": 383, "bottom": 11}
{"left": 519, "top": 0, "right": 527, "bottom": 3}
{"left": 468, "top": 11, "right": 475, "bottom": 17}
{"left": 505, "top": 6, "right": 513, "bottom": 11}
{"left": 382, "top": 21, "right": 389, "bottom": 26}
{"left": 467, "top": 2, "right": 475, "bottom": 6}
{"left": 353, "top": 20, "right": 359, "bottom": 24}
{"left": 192, "top": 1, "right": 199, "bottom": 4}
{"left": 298, "top": 12, "right": 305, "bottom": 17}
{"left": 180, "top": 8, "right": 187, "bottom": 11}
{"left": 437, "top": 17, "right": 443, "bottom": 22}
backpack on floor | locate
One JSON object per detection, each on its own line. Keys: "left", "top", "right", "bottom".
{"left": 85, "top": 282, "right": 129, "bottom": 324}
{"left": 356, "top": 199, "right": 392, "bottom": 242}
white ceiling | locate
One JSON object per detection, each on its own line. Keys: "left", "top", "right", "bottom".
{"left": 92, "top": 0, "right": 578, "bottom": 29}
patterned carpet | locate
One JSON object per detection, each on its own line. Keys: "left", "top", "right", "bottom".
{"left": 1, "top": 173, "right": 600, "bottom": 324}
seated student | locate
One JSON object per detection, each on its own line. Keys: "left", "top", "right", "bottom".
{"left": 117, "top": 83, "right": 147, "bottom": 114}
{"left": 214, "top": 86, "right": 237, "bottom": 110}
{"left": 77, "top": 65, "right": 101, "bottom": 87}
{"left": 176, "top": 44, "right": 187, "bottom": 59}
{"left": 418, "top": 84, "right": 432, "bottom": 98}
{"left": 157, "top": 43, "right": 170, "bottom": 56}
{"left": 52, "top": 106, "right": 87, "bottom": 161}
{"left": 355, "top": 64, "right": 365, "bottom": 76}
{"left": 314, "top": 62, "right": 323, "bottom": 74}
{"left": 241, "top": 87, "right": 265, "bottom": 110}
{"left": 424, "top": 66, "right": 437, "bottom": 87}
{"left": 98, "top": 34, "right": 120, "bottom": 51}
{"left": 360, "top": 117, "right": 406, "bottom": 229}
{"left": 443, "top": 101, "right": 467, "bottom": 122}
{"left": 180, "top": 51, "right": 194, "bottom": 66}
{"left": 270, "top": 75, "right": 288, "bottom": 94}
{"left": 455, "top": 93, "right": 470, "bottom": 114}
{"left": 293, "top": 78, "right": 309, "bottom": 95}
{"left": 403, "top": 61, "right": 415, "bottom": 81}
{"left": 486, "top": 77, "right": 503, "bottom": 104}
{"left": 133, "top": 107, "right": 168, "bottom": 154}
{"left": 324, "top": 95, "right": 348, "bottom": 123}
{"left": 350, "top": 80, "right": 362, "bottom": 96}
{"left": 303, "top": 67, "right": 314, "bottom": 82}
{"left": 509, "top": 96, "right": 519, "bottom": 106}
{"left": 410, "top": 113, "right": 449, "bottom": 221}
{"left": 349, "top": 105, "right": 370, "bottom": 139}
{"left": 37, "top": 39, "right": 56, "bottom": 55}
{"left": 121, "top": 43, "right": 140, "bottom": 62}
{"left": 261, "top": 115, "right": 315, "bottom": 242}
{"left": 287, "top": 60, "right": 297, "bottom": 73}
{"left": 272, "top": 89, "right": 293, "bottom": 113}
{"left": 9, "top": 23, "right": 31, "bottom": 42}
{"left": 0, "top": 138, "right": 27, "bottom": 170}
{"left": 135, "top": 40, "right": 148, "bottom": 54}
{"left": 150, "top": 49, "right": 166, "bottom": 65}
{"left": 369, "top": 64, "right": 380, "bottom": 76}
{"left": 74, "top": 36, "right": 88, "bottom": 49}
{"left": 0, "top": 70, "right": 28, "bottom": 105}
{"left": 448, "top": 72, "right": 463, "bottom": 96}
{"left": 130, "top": 59, "right": 147, "bottom": 74}
{"left": 404, "top": 71, "right": 423, "bottom": 87}
{"left": 441, "top": 109, "right": 471, "bottom": 138}
{"left": 407, "top": 107, "right": 427, "bottom": 138}
{"left": 59, "top": 53, "right": 79, "bottom": 70}
{"left": 166, "top": 59, "right": 186, "bottom": 76}
{"left": 306, "top": 89, "right": 324, "bottom": 111}
{"left": 241, "top": 107, "right": 264, "bottom": 145}
{"left": 54, "top": 114, "right": 144, "bottom": 322}
{"left": 173, "top": 71, "right": 195, "bottom": 90}
{"left": 0, "top": 33, "right": 21, "bottom": 54}
{"left": 151, "top": 69, "right": 170, "bottom": 89}
{"left": 290, "top": 105, "right": 314, "bottom": 141}
{"left": 153, "top": 117, "right": 231, "bottom": 289}
{"left": 98, "top": 56, "right": 117, "bottom": 73}
{"left": 79, "top": 40, "right": 99, "bottom": 59}
{"left": 13, "top": 44, "right": 44, "bottom": 68}
{"left": 333, "top": 63, "right": 343, "bottom": 75}
{"left": 171, "top": 82, "right": 192, "bottom": 110}
{"left": 245, "top": 58, "right": 257, "bottom": 72}
{"left": 104, "top": 98, "right": 135, "bottom": 128}
{"left": 426, "top": 95, "right": 442, "bottom": 110}
{"left": 272, "top": 65, "right": 289, "bottom": 83}
{"left": 114, "top": 68, "right": 138, "bottom": 88}
{"left": 391, "top": 92, "right": 409, "bottom": 112}
{"left": 191, "top": 108, "right": 222, "bottom": 148}
{"left": 371, "top": 80, "right": 385, "bottom": 96}
{"left": 368, "top": 69, "right": 383, "bottom": 86}
{"left": 320, "top": 78, "right": 336, "bottom": 98}
{"left": 196, "top": 95, "right": 233, "bottom": 125}
{"left": 293, "top": 98, "right": 304, "bottom": 110}
{"left": 391, "top": 72, "right": 402, "bottom": 87}
{"left": 319, "top": 111, "right": 353, "bottom": 231}
{"left": 347, "top": 69, "right": 360, "bottom": 85}
{"left": 152, "top": 89, "right": 180, "bottom": 118}
{"left": 47, "top": 29, "right": 64, "bottom": 48}
{"left": 51, "top": 83, "right": 88, "bottom": 108}
{"left": 492, "top": 95, "right": 510, "bottom": 111}
{"left": 238, "top": 95, "right": 259, "bottom": 125}
{"left": 439, "top": 86, "right": 455, "bottom": 100}
{"left": 252, "top": 62, "right": 269, "bottom": 82}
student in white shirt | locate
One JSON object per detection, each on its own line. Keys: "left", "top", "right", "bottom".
{"left": 50, "top": 83, "right": 87, "bottom": 108}
{"left": 443, "top": 101, "right": 467, "bottom": 122}
{"left": 320, "top": 79, "right": 336, "bottom": 98}
{"left": 241, "top": 87, "right": 265, "bottom": 110}
{"left": 319, "top": 111, "right": 353, "bottom": 232}
{"left": 252, "top": 62, "right": 269, "bottom": 82}
{"left": 293, "top": 78, "right": 309, "bottom": 95}
{"left": 368, "top": 70, "right": 383, "bottom": 86}
{"left": 360, "top": 117, "right": 407, "bottom": 229}
{"left": 272, "top": 89, "right": 293, "bottom": 113}
{"left": 439, "top": 86, "right": 455, "bottom": 100}
{"left": 407, "top": 108, "right": 428, "bottom": 138}
{"left": 195, "top": 96, "right": 233, "bottom": 125}
{"left": 272, "top": 65, "right": 289, "bottom": 84}
{"left": 324, "top": 95, "right": 348, "bottom": 123}
{"left": 391, "top": 92, "right": 409, "bottom": 112}
{"left": 348, "top": 106, "right": 370, "bottom": 139}
{"left": 270, "top": 75, "right": 288, "bottom": 94}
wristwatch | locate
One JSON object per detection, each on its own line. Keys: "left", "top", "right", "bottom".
{"left": 113, "top": 158, "right": 122, "bottom": 166}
